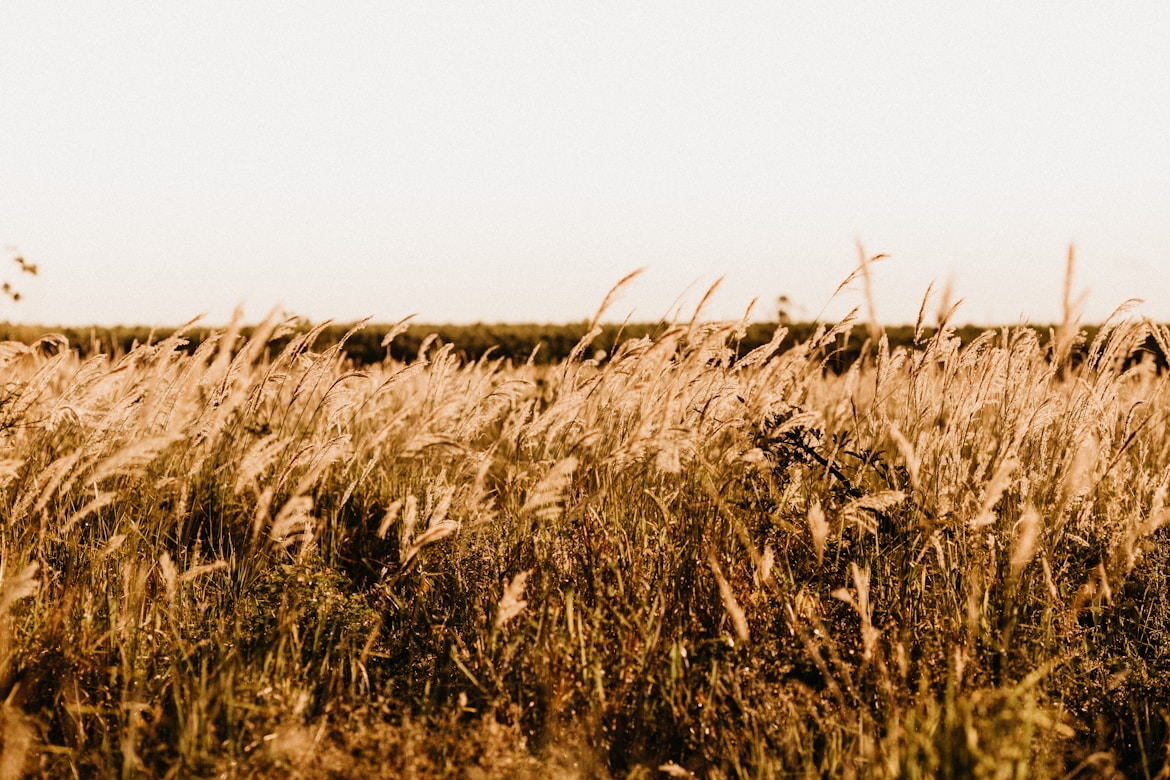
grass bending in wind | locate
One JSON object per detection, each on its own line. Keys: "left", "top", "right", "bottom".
{"left": 0, "top": 294, "right": 1168, "bottom": 778}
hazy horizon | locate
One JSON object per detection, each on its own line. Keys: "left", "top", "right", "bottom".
{"left": 4, "top": 3, "right": 1168, "bottom": 330}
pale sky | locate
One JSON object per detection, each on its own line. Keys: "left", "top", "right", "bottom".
{"left": 2, "top": 2, "right": 1168, "bottom": 327}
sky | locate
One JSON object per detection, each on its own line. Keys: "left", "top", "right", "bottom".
{"left": 2, "top": 2, "right": 1169, "bottom": 328}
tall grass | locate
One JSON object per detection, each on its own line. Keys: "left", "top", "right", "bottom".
{"left": 0, "top": 289, "right": 1168, "bottom": 778}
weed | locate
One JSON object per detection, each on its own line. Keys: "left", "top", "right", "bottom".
{"left": 0, "top": 294, "right": 1167, "bottom": 777}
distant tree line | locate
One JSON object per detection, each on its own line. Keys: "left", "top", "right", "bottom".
{"left": 0, "top": 319, "right": 1165, "bottom": 372}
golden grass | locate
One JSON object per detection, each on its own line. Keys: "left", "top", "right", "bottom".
{"left": 0, "top": 282, "right": 1167, "bottom": 777}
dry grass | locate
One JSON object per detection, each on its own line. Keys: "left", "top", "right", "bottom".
{"left": 0, "top": 283, "right": 1168, "bottom": 778}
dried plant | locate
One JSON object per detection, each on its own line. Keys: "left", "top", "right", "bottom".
{"left": 0, "top": 271, "right": 1164, "bottom": 778}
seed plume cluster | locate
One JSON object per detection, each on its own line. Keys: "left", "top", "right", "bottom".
{"left": 0, "top": 298, "right": 1168, "bottom": 777}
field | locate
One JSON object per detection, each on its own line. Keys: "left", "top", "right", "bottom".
{"left": 1, "top": 296, "right": 1169, "bottom": 778}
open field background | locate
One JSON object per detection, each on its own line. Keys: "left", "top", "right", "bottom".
{"left": 1, "top": 319, "right": 1167, "bottom": 372}
{"left": 1, "top": 304, "right": 1169, "bottom": 778}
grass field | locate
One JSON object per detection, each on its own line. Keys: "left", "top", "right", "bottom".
{"left": 1, "top": 292, "right": 1169, "bottom": 777}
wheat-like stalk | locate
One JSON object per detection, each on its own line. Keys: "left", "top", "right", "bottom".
{"left": 0, "top": 272, "right": 1166, "bottom": 775}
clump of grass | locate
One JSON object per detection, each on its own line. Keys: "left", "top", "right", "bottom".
{"left": 0, "top": 278, "right": 1167, "bottom": 778}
